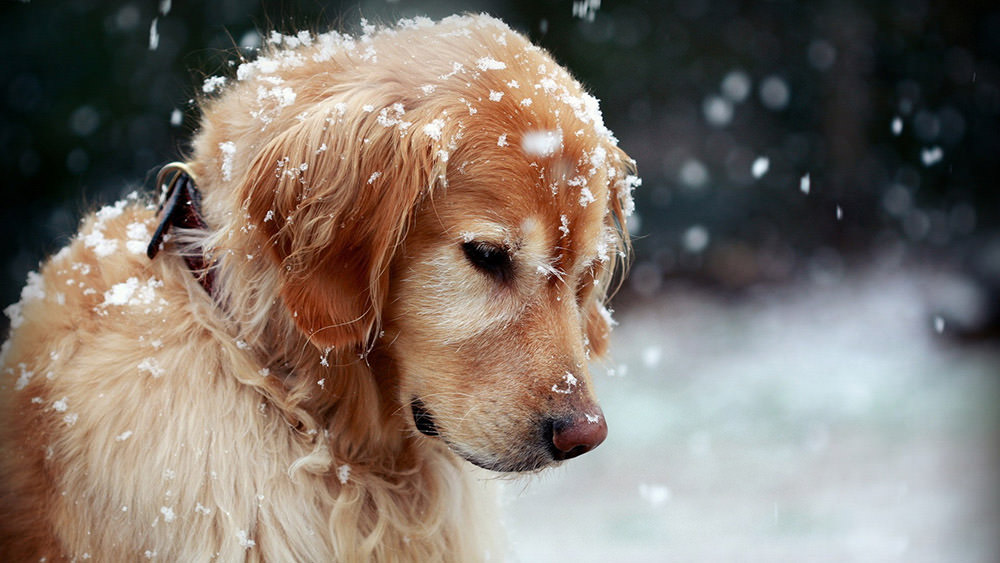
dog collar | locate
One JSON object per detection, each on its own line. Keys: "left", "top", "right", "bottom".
{"left": 147, "top": 162, "right": 216, "bottom": 295}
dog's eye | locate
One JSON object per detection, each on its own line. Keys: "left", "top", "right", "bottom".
{"left": 462, "top": 241, "right": 513, "bottom": 282}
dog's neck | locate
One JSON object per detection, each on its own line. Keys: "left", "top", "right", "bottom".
{"left": 174, "top": 161, "right": 430, "bottom": 482}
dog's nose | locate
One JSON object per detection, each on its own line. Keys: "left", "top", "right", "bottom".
{"left": 548, "top": 410, "right": 608, "bottom": 460}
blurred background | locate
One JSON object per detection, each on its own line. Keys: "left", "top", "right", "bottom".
{"left": 2, "top": 0, "right": 999, "bottom": 560}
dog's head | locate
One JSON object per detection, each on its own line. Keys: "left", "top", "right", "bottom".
{"left": 206, "top": 16, "right": 637, "bottom": 472}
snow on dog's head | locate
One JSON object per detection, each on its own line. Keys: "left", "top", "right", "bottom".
{"left": 191, "top": 14, "right": 637, "bottom": 472}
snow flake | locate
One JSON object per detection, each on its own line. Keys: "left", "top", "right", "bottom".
{"left": 585, "top": 413, "right": 602, "bottom": 424}
{"left": 422, "top": 119, "right": 445, "bottom": 141}
{"left": 573, "top": 0, "right": 601, "bottom": 22}
{"left": 891, "top": 117, "right": 903, "bottom": 136}
{"left": 138, "top": 357, "right": 166, "bottom": 378}
{"left": 439, "top": 62, "right": 465, "bottom": 81}
{"left": 751, "top": 156, "right": 770, "bottom": 179}
{"left": 703, "top": 95, "right": 733, "bottom": 127}
{"left": 475, "top": 56, "right": 506, "bottom": 71}
{"left": 376, "top": 103, "right": 411, "bottom": 130}
{"left": 579, "top": 187, "right": 597, "bottom": 207}
{"left": 96, "top": 199, "right": 128, "bottom": 223}
{"left": 921, "top": 146, "right": 943, "bottom": 166}
{"left": 126, "top": 222, "right": 150, "bottom": 254}
{"left": 617, "top": 174, "right": 641, "bottom": 217}
{"left": 551, "top": 372, "right": 578, "bottom": 394}
{"left": 202, "top": 76, "right": 227, "bottom": 94}
{"left": 721, "top": 70, "right": 752, "bottom": 102}
{"left": 367, "top": 171, "right": 382, "bottom": 185}
{"left": 63, "top": 413, "right": 79, "bottom": 426}
{"left": 256, "top": 85, "right": 297, "bottom": 108}
{"left": 521, "top": 130, "right": 562, "bottom": 157}
{"left": 934, "top": 316, "right": 945, "bottom": 334}
{"left": 148, "top": 18, "right": 159, "bottom": 50}
{"left": 100, "top": 277, "right": 164, "bottom": 309}
{"left": 160, "top": 506, "right": 175, "bottom": 523}
{"left": 22, "top": 271, "right": 45, "bottom": 301}
{"left": 195, "top": 503, "right": 212, "bottom": 515}
{"left": 759, "top": 76, "right": 790, "bottom": 110}
{"left": 236, "top": 530, "right": 256, "bottom": 549}
{"left": 360, "top": 18, "right": 376, "bottom": 37}
{"left": 337, "top": 464, "right": 351, "bottom": 484}
{"left": 497, "top": 133, "right": 508, "bottom": 147}
{"left": 638, "top": 483, "right": 672, "bottom": 507}
{"left": 642, "top": 346, "right": 662, "bottom": 367}
{"left": 219, "top": 141, "right": 237, "bottom": 182}
{"left": 52, "top": 397, "right": 68, "bottom": 412}
{"left": 13, "top": 364, "right": 34, "bottom": 391}
{"left": 683, "top": 225, "right": 710, "bottom": 253}
{"left": 82, "top": 229, "right": 118, "bottom": 257}
{"left": 679, "top": 159, "right": 709, "bottom": 189}
{"left": 558, "top": 215, "right": 570, "bottom": 238}
{"left": 4, "top": 271, "right": 46, "bottom": 329}
{"left": 116, "top": 430, "right": 133, "bottom": 442}
{"left": 488, "top": 90, "right": 504, "bottom": 102}
{"left": 800, "top": 173, "right": 811, "bottom": 195}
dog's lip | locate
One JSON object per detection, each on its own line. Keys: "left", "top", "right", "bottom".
{"left": 409, "top": 396, "right": 555, "bottom": 473}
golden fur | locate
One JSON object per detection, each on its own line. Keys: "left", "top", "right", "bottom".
{"left": 0, "top": 14, "right": 637, "bottom": 561}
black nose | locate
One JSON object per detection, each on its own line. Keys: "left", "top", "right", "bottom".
{"left": 546, "top": 411, "right": 608, "bottom": 460}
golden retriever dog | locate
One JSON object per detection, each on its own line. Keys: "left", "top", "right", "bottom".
{"left": 0, "top": 14, "right": 637, "bottom": 561}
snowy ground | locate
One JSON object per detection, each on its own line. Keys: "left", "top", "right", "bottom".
{"left": 503, "top": 266, "right": 1000, "bottom": 562}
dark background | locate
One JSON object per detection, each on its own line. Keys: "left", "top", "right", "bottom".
{"left": 3, "top": 0, "right": 999, "bottom": 328}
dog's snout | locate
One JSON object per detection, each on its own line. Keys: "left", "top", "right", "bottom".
{"left": 546, "top": 410, "right": 608, "bottom": 461}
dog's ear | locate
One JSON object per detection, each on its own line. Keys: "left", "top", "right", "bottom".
{"left": 238, "top": 99, "right": 445, "bottom": 349}
{"left": 583, "top": 144, "right": 636, "bottom": 360}
{"left": 584, "top": 299, "right": 611, "bottom": 358}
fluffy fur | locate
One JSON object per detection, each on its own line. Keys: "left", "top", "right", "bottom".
{"left": 0, "top": 14, "right": 637, "bottom": 561}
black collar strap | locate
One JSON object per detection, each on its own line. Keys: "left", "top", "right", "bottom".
{"left": 147, "top": 162, "right": 216, "bottom": 295}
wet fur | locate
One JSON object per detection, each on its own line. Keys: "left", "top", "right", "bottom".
{"left": 0, "top": 15, "right": 634, "bottom": 561}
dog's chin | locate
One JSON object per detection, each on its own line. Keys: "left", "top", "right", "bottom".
{"left": 453, "top": 445, "right": 556, "bottom": 474}
{"left": 410, "top": 398, "right": 555, "bottom": 473}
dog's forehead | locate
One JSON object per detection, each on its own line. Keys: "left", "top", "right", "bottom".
{"left": 443, "top": 139, "right": 611, "bottom": 264}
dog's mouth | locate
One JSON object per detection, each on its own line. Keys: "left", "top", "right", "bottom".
{"left": 409, "top": 396, "right": 553, "bottom": 473}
